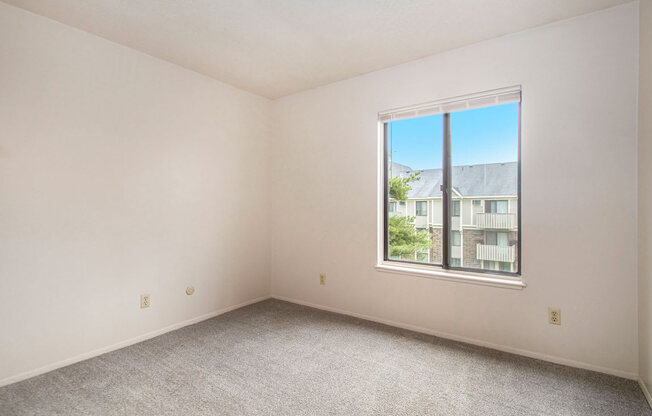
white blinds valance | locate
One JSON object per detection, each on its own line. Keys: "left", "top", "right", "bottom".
{"left": 378, "top": 86, "right": 521, "bottom": 123}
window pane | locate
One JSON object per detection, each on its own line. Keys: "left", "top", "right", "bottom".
{"left": 486, "top": 231, "right": 497, "bottom": 246}
{"left": 452, "top": 231, "right": 461, "bottom": 246}
{"left": 386, "top": 115, "right": 443, "bottom": 264}
{"left": 499, "top": 261, "right": 512, "bottom": 272}
{"left": 452, "top": 200, "right": 460, "bottom": 217}
{"left": 448, "top": 102, "right": 519, "bottom": 273}
{"left": 416, "top": 201, "right": 427, "bottom": 216}
{"left": 497, "top": 232, "right": 509, "bottom": 247}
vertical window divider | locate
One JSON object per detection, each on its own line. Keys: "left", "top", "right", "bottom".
{"left": 442, "top": 112, "right": 451, "bottom": 270}
{"left": 383, "top": 122, "right": 389, "bottom": 262}
{"left": 517, "top": 100, "right": 522, "bottom": 276}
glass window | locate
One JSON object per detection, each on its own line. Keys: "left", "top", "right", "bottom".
{"left": 486, "top": 200, "right": 508, "bottom": 214}
{"left": 415, "top": 201, "right": 427, "bottom": 216}
{"left": 486, "top": 231, "right": 509, "bottom": 246}
{"left": 385, "top": 113, "right": 443, "bottom": 265}
{"left": 452, "top": 231, "right": 461, "bottom": 246}
{"left": 485, "top": 261, "right": 498, "bottom": 271}
{"left": 449, "top": 103, "right": 519, "bottom": 274}
{"left": 452, "top": 200, "right": 460, "bottom": 217}
{"left": 382, "top": 89, "right": 520, "bottom": 277}
{"left": 486, "top": 231, "right": 497, "bottom": 245}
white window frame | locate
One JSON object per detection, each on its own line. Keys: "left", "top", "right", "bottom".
{"left": 375, "top": 86, "right": 525, "bottom": 290}
{"left": 415, "top": 200, "right": 428, "bottom": 216}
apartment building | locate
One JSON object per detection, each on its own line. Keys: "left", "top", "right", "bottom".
{"left": 389, "top": 161, "right": 518, "bottom": 272}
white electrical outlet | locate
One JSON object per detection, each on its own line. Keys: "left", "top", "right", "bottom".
{"left": 548, "top": 307, "right": 561, "bottom": 325}
{"left": 140, "top": 294, "right": 151, "bottom": 309}
{"left": 319, "top": 273, "right": 326, "bottom": 285}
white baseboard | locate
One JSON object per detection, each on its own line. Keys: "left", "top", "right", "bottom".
{"left": 0, "top": 295, "right": 271, "bottom": 388}
{"left": 271, "top": 294, "right": 638, "bottom": 381}
{"left": 2, "top": 294, "right": 641, "bottom": 391}
{"left": 640, "top": 378, "right": 652, "bottom": 409}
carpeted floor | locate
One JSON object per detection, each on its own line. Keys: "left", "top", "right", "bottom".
{"left": 0, "top": 299, "right": 650, "bottom": 415}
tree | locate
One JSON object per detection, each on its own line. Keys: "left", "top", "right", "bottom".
{"left": 388, "top": 172, "right": 421, "bottom": 201}
{"left": 388, "top": 216, "right": 433, "bottom": 258}
{"left": 387, "top": 171, "right": 433, "bottom": 259}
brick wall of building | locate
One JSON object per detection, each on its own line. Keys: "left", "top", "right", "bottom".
{"left": 463, "top": 229, "right": 484, "bottom": 268}
{"left": 429, "top": 226, "right": 442, "bottom": 264}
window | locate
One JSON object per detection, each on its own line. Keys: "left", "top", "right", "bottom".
{"left": 486, "top": 231, "right": 496, "bottom": 245}
{"left": 486, "top": 200, "right": 508, "bottom": 214}
{"left": 452, "top": 200, "right": 460, "bottom": 217}
{"left": 486, "top": 231, "right": 509, "bottom": 246}
{"left": 415, "top": 201, "right": 427, "bottom": 216}
{"left": 483, "top": 261, "right": 513, "bottom": 272}
{"left": 381, "top": 86, "right": 520, "bottom": 277}
{"left": 452, "top": 231, "right": 461, "bottom": 246}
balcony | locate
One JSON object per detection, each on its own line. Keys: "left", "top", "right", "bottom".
{"left": 476, "top": 244, "right": 515, "bottom": 263}
{"left": 474, "top": 213, "right": 516, "bottom": 229}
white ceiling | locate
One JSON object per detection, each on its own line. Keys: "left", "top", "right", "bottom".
{"left": 3, "top": 0, "right": 632, "bottom": 99}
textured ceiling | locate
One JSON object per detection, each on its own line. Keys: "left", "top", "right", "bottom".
{"left": 2, "top": 0, "right": 632, "bottom": 98}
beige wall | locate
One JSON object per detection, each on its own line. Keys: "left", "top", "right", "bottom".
{"left": 271, "top": 3, "right": 639, "bottom": 377}
{"left": 639, "top": 0, "right": 652, "bottom": 397}
{"left": 0, "top": 3, "right": 271, "bottom": 385}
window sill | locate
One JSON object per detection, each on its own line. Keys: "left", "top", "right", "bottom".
{"left": 375, "top": 262, "right": 526, "bottom": 290}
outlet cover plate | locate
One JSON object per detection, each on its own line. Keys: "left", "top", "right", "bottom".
{"left": 140, "top": 294, "right": 151, "bottom": 309}
{"left": 548, "top": 307, "right": 561, "bottom": 325}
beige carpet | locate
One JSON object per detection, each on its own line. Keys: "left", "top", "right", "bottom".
{"left": 0, "top": 299, "right": 650, "bottom": 415}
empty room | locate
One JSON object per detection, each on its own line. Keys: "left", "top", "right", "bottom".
{"left": 1, "top": 0, "right": 652, "bottom": 414}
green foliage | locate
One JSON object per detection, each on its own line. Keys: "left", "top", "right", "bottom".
{"left": 388, "top": 216, "right": 433, "bottom": 259}
{"left": 389, "top": 172, "right": 421, "bottom": 202}
{"left": 387, "top": 171, "right": 432, "bottom": 260}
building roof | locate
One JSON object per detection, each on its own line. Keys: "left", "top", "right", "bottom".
{"left": 391, "top": 161, "right": 517, "bottom": 198}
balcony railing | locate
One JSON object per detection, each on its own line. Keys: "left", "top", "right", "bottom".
{"left": 475, "top": 213, "right": 516, "bottom": 229}
{"left": 476, "top": 244, "right": 515, "bottom": 263}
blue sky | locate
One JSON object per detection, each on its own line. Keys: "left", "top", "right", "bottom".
{"left": 389, "top": 102, "right": 518, "bottom": 170}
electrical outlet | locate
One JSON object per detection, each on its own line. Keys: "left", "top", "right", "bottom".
{"left": 319, "top": 273, "right": 326, "bottom": 285}
{"left": 548, "top": 307, "right": 561, "bottom": 325}
{"left": 140, "top": 294, "right": 151, "bottom": 309}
